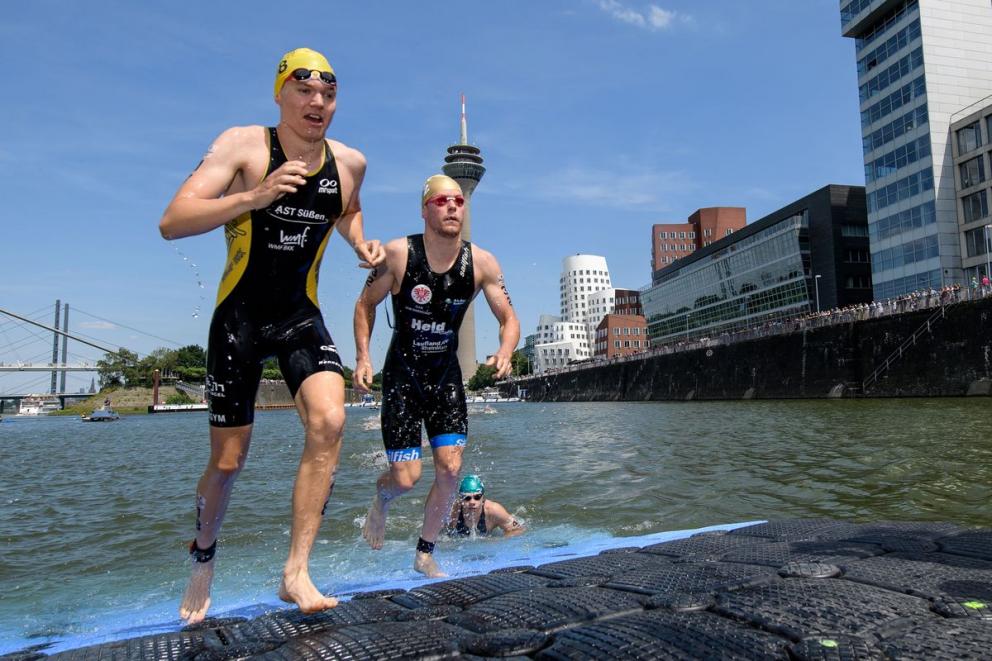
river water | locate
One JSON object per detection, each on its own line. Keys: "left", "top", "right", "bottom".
{"left": 1, "top": 399, "right": 990, "bottom": 653}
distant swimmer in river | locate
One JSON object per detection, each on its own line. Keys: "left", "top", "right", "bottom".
{"left": 445, "top": 474, "right": 524, "bottom": 538}
{"left": 158, "top": 47, "right": 385, "bottom": 625}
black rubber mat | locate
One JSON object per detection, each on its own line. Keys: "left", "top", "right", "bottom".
{"left": 21, "top": 520, "right": 992, "bottom": 660}
{"left": 844, "top": 521, "right": 965, "bottom": 539}
{"left": 527, "top": 550, "right": 664, "bottom": 579}
{"left": 877, "top": 616, "right": 992, "bottom": 659}
{"left": 718, "top": 539, "right": 881, "bottom": 568}
{"left": 216, "top": 599, "right": 411, "bottom": 645}
{"left": 445, "top": 586, "right": 647, "bottom": 634}
{"left": 47, "top": 631, "right": 218, "bottom": 660}
{"left": 788, "top": 634, "right": 884, "bottom": 660}
{"left": 838, "top": 551, "right": 992, "bottom": 601}
{"left": 728, "top": 519, "right": 865, "bottom": 542}
{"left": 536, "top": 609, "right": 789, "bottom": 660}
{"left": 390, "top": 572, "right": 549, "bottom": 609}
{"left": 603, "top": 559, "right": 776, "bottom": 597}
{"left": 938, "top": 529, "right": 992, "bottom": 561}
{"left": 712, "top": 577, "right": 933, "bottom": 641}
{"left": 255, "top": 620, "right": 467, "bottom": 660}
{"left": 640, "top": 531, "right": 765, "bottom": 560}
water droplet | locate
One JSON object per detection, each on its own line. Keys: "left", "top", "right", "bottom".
{"left": 192, "top": 313, "right": 199, "bottom": 319}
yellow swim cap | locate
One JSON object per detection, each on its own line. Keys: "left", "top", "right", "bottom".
{"left": 274, "top": 48, "right": 335, "bottom": 99}
{"left": 422, "top": 174, "right": 463, "bottom": 205}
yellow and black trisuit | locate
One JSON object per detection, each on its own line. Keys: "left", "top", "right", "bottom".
{"left": 206, "top": 127, "right": 344, "bottom": 427}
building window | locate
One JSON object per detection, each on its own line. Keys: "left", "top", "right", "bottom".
{"left": 960, "top": 156, "right": 986, "bottom": 189}
{"left": 963, "top": 190, "right": 989, "bottom": 223}
{"left": 965, "top": 226, "right": 992, "bottom": 258}
{"left": 958, "top": 121, "right": 983, "bottom": 155}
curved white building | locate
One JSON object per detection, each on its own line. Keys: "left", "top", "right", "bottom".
{"left": 534, "top": 255, "right": 613, "bottom": 373}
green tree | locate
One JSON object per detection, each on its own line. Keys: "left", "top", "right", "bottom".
{"left": 97, "top": 348, "right": 140, "bottom": 388}
{"left": 511, "top": 350, "right": 531, "bottom": 376}
{"left": 467, "top": 364, "right": 496, "bottom": 391}
{"left": 174, "top": 344, "right": 206, "bottom": 369}
{"left": 262, "top": 357, "right": 283, "bottom": 380}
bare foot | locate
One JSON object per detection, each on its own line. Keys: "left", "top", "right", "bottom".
{"left": 414, "top": 551, "right": 447, "bottom": 578}
{"left": 278, "top": 568, "right": 338, "bottom": 613}
{"left": 179, "top": 560, "right": 215, "bottom": 625}
{"left": 362, "top": 495, "right": 387, "bottom": 550}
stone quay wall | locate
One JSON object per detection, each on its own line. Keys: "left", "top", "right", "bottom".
{"left": 507, "top": 298, "right": 992, "bottom": 402}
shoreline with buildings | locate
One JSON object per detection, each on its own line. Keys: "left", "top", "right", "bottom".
{"left": 522, "top": 1, "right": 992, "bottom": 390}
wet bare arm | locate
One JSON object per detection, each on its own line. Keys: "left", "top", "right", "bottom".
{"left": 353, "top": 242, "right": 403, "bottom": 392}
{"left": 476, "top": 249, "right": 521, "bottom": 379}
{"left": 334, "top": 152, "right": 385, "bottom": 269}
{"left": 487, "top": 501, "right": 525, "bottom": 538}
{"left": 159, "top": 126, "right": 309, "bottom": 240}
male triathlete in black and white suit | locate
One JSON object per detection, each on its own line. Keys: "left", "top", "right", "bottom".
{"left": 353, "top": 174, "right": 520, "bottom": 578}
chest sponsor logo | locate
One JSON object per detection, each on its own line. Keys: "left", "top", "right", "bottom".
{"left": 458, "top": 248, "right": 470, "bottom": 277}
{"left": 411, "top": 284, "right": 432, "bottom": 305}
{"left": 319, "top": 178, "right": 339, "bottom": 195}
{"left": 268, "top": 226, "right": 310, "bottom": 251}
{"left": 267, "top": 204, "right": 329, "bottom": 225}
{"left": 411, "top": 318, "right": 447, "bottom": 334}
{"left": 445, "top": 298, "right": 468, "bottom": 307}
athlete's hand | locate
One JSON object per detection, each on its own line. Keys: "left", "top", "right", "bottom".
{"left": 249, "top": 160, "right": 309, "bottom": 210}
{"left": 355, "top": 239, "right": 386, "bottom": 269}
{"left": 486, "top": 351, "right": 513, "bottom": 380}
{"left": 354, "top": 358, "right": 374, "bottom": 393}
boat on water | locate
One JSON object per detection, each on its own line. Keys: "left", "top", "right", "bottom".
{"left": 82, "top": 398, "right": 120, "bottom": 422}
{"left": 16, "top": 395, "right": 62, "bottom": 416}
{"left": 82, "top": 407, "right": 120, "bottom": 422}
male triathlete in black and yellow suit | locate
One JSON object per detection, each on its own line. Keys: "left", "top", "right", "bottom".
{"left": 159, "top": 47, "right": 384, "bottom": 625}
{"left": 354, "top": 174, "right": 520, "bottom": 578}
{"left": 208, "top": 126, "right": 344, "bottom": 428}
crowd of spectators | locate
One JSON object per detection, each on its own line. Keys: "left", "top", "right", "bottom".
{"left": 521, "top": 280, "right": 992, "bottom": 380}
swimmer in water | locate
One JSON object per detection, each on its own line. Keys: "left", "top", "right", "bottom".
{"left": 445, "top": 475, "right": 524, "bottom": 538}
{"left": 159, "top": 47, "right": 385, "bottom": 625}
{"left": 353, "top": 174, "right": 520, "bottom": 577}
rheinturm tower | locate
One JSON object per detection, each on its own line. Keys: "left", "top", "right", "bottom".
{"left": 442, "top": 95, "right": 486, "bottom": 381}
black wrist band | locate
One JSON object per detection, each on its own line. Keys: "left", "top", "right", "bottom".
{"left": 416, "top": 537, "right": 435, "bottom": 554}
{"left": 189, "top": 539, "right": 217, "bottom": 563}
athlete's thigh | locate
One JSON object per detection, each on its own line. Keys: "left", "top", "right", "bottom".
{"left": 277, "top": 315, "right": 344, "bottom": 399}
{"left": 381, "top": 362, "right": 426, "bottom": 463}
{"left": 206, "top": 305, "right": 264, "bottom": 427}
{"left": 423, "top": 370, "right": 468, "bottom": 445}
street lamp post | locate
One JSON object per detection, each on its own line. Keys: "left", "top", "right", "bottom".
{"left": 814, "top": 274, "right": 822, "bottom": 313}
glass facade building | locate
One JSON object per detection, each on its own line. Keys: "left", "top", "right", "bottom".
{"left": 642, "top": 185, "right": 871, "bottom": 344}
{"left": 643, "top": 216, "right": 808, "bottom": 343}
{"left": 841, "top": 0, "right": 992, "bottom": 299}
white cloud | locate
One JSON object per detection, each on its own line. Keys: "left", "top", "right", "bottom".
{"left": 79, "top": 321, "right": 116, "bottom": 330}
{"left": 532, "top": 164, "right": 697, "bottom": 211}
{"left": 596, "top": 1, "right": 688, "bottom": 31}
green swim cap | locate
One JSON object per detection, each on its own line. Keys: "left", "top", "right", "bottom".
{"left": 459, "top": 474, "right": 485, "bottom": 495}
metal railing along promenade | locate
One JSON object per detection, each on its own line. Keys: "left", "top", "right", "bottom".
{"left": 517, "top": 284, "right": 992, "bottom": 383}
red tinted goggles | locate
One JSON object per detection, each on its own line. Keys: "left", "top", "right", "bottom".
{"left": 425, "top": 194, "right": 465, "bottom": 208}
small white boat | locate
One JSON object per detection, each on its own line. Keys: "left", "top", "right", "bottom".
{"left": 82, "top": 403, "right": 120, "bottom": 422}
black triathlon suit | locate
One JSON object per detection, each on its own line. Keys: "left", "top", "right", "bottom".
{"left": 206, "top": 127, "right": 344, "bottom": 427}
{"left": 381, "top": 234, "right": 475, "bottom": 462}
{"left": 451, "top": 506, "right": 488, "bottom": 536}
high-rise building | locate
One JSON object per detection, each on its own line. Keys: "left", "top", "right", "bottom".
{"left": 533, "top": 254, "right": 614, "bottom": 372}
{"left": 840, "top": 0, "right": 992, "bottom": 299}
{"left": 442, "top": 95, "right": 486, "bottom": 380}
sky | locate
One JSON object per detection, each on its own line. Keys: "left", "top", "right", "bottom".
{"left": 0, "top": 0, "right": 866, "bottom": 395}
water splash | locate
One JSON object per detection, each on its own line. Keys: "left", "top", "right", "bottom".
{"left": 172, "top": 245, "right": 207, "bottom": 319}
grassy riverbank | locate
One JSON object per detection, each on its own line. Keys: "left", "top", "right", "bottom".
{"left": 52, "top": 386, "right": 183, "bottom": 416}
